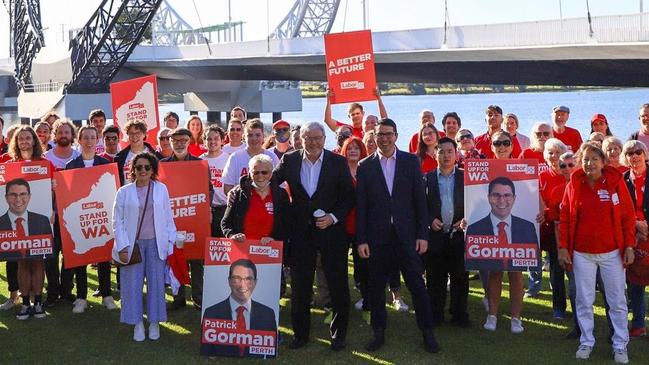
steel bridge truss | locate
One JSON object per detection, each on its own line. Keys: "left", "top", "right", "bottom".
{"left": 9, "top": 0, "right": 44, "bottom": 90}
{"left": 272, "top": 0, "right": 341, "bottom": 39}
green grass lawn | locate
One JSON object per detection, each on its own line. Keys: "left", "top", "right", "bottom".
{"left": 1, "top": 261, "right": 648, "bottom": 364}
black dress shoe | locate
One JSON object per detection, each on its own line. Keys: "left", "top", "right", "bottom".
{"left": 423, "top": 329, "right": 440, "bottom": 353}
{"left": 565, "top": 328, "right": 581, "bottom": 339}
{"left": 330, "top": 338, "right": 346, "bottom": 352}
{"left": 43, "top": 296, "right": 58, "bottom": 308}
{"left": 288, "top": 337, "right": 308, "bottom": 349}
{"left": 365, "top": 329, "right": 385, "bottom": 352}
{"left": 167, "top": 301, "right": 186, "bottom": 310}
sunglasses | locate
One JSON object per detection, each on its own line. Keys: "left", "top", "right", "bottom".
{"left": 134, "top": 164, "right": 152, "bottom": 171}
{"left": 229, "top": 128, "right": 242, "bottom": 132}
{"left": 274, "top": 128, "right": 289, "bottom": 134}
{"left": 559, "top": 162, "right": 575, "bottom": 169}
{"left": 458, "top": 134, "right": 473, "bottom": 140}
{"left": 252, "top": 170, "right": 270, "bottom": 176}
{"left": 104, "top": 136, "right": 118, "bottom": 141}
{"left": 492, "top": 140, "right": 512, "bottom": 147}
{"left": 535, "top": 131, "right": 551, "bottom": 137}
{"left": 625, "top": 150, "right": 644, "bottom": 157}
{"left": 159, "top": 136, "right": 170, "bottom": 141}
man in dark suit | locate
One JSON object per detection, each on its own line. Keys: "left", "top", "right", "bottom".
{"left": 0, "top": 180, "right": 52, "bottom": 239}
{"left": 272, "top": 121, "right": 354, "bottom": 351}
{"left": 424, "top": 137, "right": 469, "bottom": 327}
{"left": 465, "top": 176, "right": 539, "bottom": 272}
{"left": 201, "top": 259, "right": 277, "bottom": 357}
{"left": 356, "top": 118, "right": 439, "bottom": 353}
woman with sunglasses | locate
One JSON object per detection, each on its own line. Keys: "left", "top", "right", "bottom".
{"left": 603, "top": 137, "right": 628, "bottom": 174}
{"left": 416, "top": 122, "right": 440, "bottom": 174}
{"left": 621, "top": 140, "right": 649, "bottom": 340}
{"left": 455, "top": 128, "right": 484, "bottom": 168}
{"left": 558, "top": 142, "right": 635, "bottom": 363}
{"left": 155, "top": 128, "right": 173, "bottom": 159}
{"left": 221, "top": 154, "right": 290, "bottom": 246}
{"left": 519, "top": 122, "right": 553, "bottom": 173}
{"left": 113, "top": 152, "right": 177, "bottom": 341}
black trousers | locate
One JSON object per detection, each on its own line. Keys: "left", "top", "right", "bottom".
{"left": 425, "top": 233, "right": 469, "bottom": 323}
{"left": 45, "top": 218, "right": 62, "bottom": 299}
{"left": 60, "top": 261, "right": 112, "bottom": 300}
{"left": 290, "top": 238, "right": 350, "bottom": 341}
{"left": 368, "top": 227, "right": 433, "bottom": 332}
{"left": 5, "top": 261, "right": 18, "bottom": 292}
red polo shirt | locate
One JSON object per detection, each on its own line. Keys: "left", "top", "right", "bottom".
{"left": 474, "top": 131, "right": 522, "bottom": 159}
{"left": 574, "top": 177, "right": 616, "bottom": 254}
{"left": 539, "top": 169, "right": 565, "bottom": 206}
{"left": 553, "top": 126, "right": 583, "bottom": 153}
{"left": 243, "top": 190, "right": 274, "bottom": 240}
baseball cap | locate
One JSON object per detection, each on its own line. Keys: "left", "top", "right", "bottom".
{"left": 272, "top": 120, "right": 290, "bottom": 130}
{"left": 552, "top": 105, "right": 570, "bottom": 113}
{"left": 591, "top": 113, "right": 608, "bottom": 124}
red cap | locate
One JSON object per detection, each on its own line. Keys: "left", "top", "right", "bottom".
{"left": 272, "top": 120, "right": 290, "bottom": 129}
{"left": 591, "top": 113, "right": 607, "bottom": 124}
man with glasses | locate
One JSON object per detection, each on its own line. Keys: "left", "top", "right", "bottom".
{"left": 272, "top": 121, "right": 354, "bottom": 351}
{"left": 268, "top": 120, "right": 293, "bottom": 159}
{"left": 357, "top": 118, "right": 439, "bottom": 353}
{"left": 160, "top": 127, "right": 213, "bottom": 311}
{"left": 223, "top": 119, "right": 247, "bottom": 155}
{"left": 223, "top": 119, "right": 279, "bottom": 195}
{"left": 324, "top": 87, "right": 387, "bottom": 138}
{"left": 629, "top": 103, "right": 649, "bottom": 147}
{"left": 114, "top": 121, "right": 155, "bottom": 186}
{"left": 155, "top": 127, "right": 173, "bottom": 159}
{"left": 474, "top": 105, "right": 522, "bottom": 159}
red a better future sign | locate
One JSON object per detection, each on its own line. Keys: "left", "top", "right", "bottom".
{"left": 324, "top": 30, "right": 377, "bottom": 104}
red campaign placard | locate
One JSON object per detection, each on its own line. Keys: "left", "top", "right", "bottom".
{"left": 0, "top": 161, "right": 54, "bottom": 261}
{"left": 324, "top": 30, "right": 377, "bottom": 104}
{"left": 110, "top": 74, "right": 160, "bottom": 149}
{"left": 464, "top": 159, "right": 540, "bottom": 272}
{"left": 201, "top": 238, "right": 282, "bottom": 359}
{"left": 157, "top": 161, "right": 211, "bottom": 260}
{"left": 54, "top": 164, "right": 119, "bottom": 268}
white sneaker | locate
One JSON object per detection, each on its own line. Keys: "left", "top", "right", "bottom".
{"left": 133, "top": 322, "right": 145, "bottom": 342}
{"left": 354, "top": 298, "right": 364, "bottom": 310}
{"left": 149, "top": 322, "right": 160, "bottom": 340}
{"left": 0, "top": 298, "right": 17, "bottom": 310}
{"left": 575, "top": 345, "right": 593, "bottom": 360}
{"left": 393, "top": 298, "right": 409, "bottom": 312}
{"left": 613, "top": 349, "right": 629, "bottom": 364}
{"left": 483, "top": 315, "right": 497, "bottom": 331}
{"left": 481, "top": 297, "right": 490, "bottom": 312}
{"left": 102, "top": 296, "right": 117, "bottom": 310}
{"left": 72, "top": 299, "right": 87, "bottom": 314}
{"left": 511, "top": 317, "right": 524, "bottom": 334}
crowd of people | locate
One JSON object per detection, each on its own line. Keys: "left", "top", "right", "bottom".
{"left": 1, "top": 94, "right": 649, "bottom": 364}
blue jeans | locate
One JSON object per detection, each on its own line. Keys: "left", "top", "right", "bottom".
{"left": 527, "top": 270, "right": 542, "bottom": 295}
{"left": 629, "top": 283, "right": 646, "bottom": 329}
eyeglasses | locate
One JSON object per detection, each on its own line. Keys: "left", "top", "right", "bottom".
{"left": 229, "top": 275, "right": 255, "bottom": 284}
{"left": 252, "top": 170, "right": 270, "bottom": 176}
{"left": 492, "top": 140, "right": 512, "bottom": 147}
{"left": 6, "top": 192, "right": 29, "bottom": 199}
{"left": 489, "top": 193, "right": 514, "bottom": 199}
{"left": 303, "top": 135, "right": 324, "bottom": 142}
{"left": 134, "top": 164, "right": 152, "bottom": 171}
{"left": 535, "top": 132, "right": 551, "bottom": 138}
{"left": 104, "top": 136, "right": 118, "bottom": 141}
{"left": 376, "top": 132, "right": 396, "bottom": 138}
{"left": 559, "top": 162, "right": 575, "bottom": 169}
{"left": 625, "top": 150, "right": 644, "bottom": 156}
{"left": 171, "top": 138, "right": 190, "bottom": 144}
{"left": 458, "top": 134, "right": 473, "bottom": 141}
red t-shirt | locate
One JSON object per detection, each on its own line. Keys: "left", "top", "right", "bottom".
{"left": 242, "top": 190, "right": 274, "bottom": 240}
{"left": 553, "top": 126, "right": 583, "bottom": 153}
{"left": 519, "top": 148, "right": 549, "bottom": 173}
{"left": 631, "top": 170, "right": 646, "bottom": 221}
{"left": 408, "top": 131, "right": 446, "bottom": 153}
{"left": 420, "top": 154, "right": 438, "bottom": 174}
{"left": 615, "top": 165, "right": 630, "bottom": 174}
{"left": 188, "top": 143, "right": 207, "bottom": 158}
{"left": 547, "top": 182, "right": 567, "bottom": 223}
{"left": 539, "top": 169, "right": 566, "bottom": 206}
{"left": 335, "top": 121, "right": 363, "bottom": 139}
{"left": 574, "top": 177, "right": 617, "bottom": 254}
{"left": 474, "top": 131, "right": 522, "bottom": 159}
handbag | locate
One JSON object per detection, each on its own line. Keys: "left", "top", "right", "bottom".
{"left": 115, "top": 181, "right": 151, "bottom": 267}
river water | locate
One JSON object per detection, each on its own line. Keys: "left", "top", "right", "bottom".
{"left": 159, "top": 88, "right": 649, "bottom": 150}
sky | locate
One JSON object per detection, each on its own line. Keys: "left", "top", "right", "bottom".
{"left": 0, "top": 0, "right": 647, "bottom": 58}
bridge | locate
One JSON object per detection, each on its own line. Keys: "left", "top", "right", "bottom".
{"left": 4, "top": 0, "right": 649, "bottom": 120}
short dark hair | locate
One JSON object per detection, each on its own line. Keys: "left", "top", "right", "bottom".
{"left": 128, "top": 152, "right": 159, "bottom": 182}
{"left": 102, "top": 125, "right": 120, "bottom": 136}
{"left": 436, "top": 136, "right": 457, "bottom": 150}
{"left": 204, "top": 125, "right": 225, "bottom": 141}
{"left": 488, "top": 176, "right": 516, "bottom": 196}
{"left": 347, "top": 102, "right": 364, "bottom": 115}
{"left": 442, "top": 112, "right": 461, "bottom": 128}
{"left": 124, "top": 120, "right": 147, "bottom": 135}
{"left": 377, "top": 118, "right": 398, "bottom": 134}
{"left": 6, "top": 178, "right": 31, "bottom": 195}
{"left": 485, "top": 105, "right": 503, "bottom": 115}
{"left": 163, "top": 111, "right": 179, "bottom": 122}
{"left": 88, "top": 109, "right": 106, "bottom": 122}
{"left": 229, "top": 259, "right": 257, "bottom": 280}
{"left": 0, "top": 116, "right": 4, "bottom": 128}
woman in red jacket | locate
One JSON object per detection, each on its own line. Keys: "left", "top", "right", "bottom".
{"left": 558, "top": 142, "right": 635, "bottom": 363}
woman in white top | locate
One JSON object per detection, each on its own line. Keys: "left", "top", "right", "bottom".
{"left": 112, "top": 152, "right": 176, "bottom": 342}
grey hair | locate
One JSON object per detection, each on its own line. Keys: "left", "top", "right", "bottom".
{"left": 559, "top": 152, "right": 575, "bottom": 161}
{"left": 248, "top": 153, "right": 274, "bottom": 172}
{"left": 621, "top": 139, "right": 649, "bottom": 167}
{"left": 529, "top": 122, "right": 553, "bottom": 151}
{"left": 419, "top": 109, "right": 434, "bottom": 119}
{"left": 300, "top": 122, "right": 326, "bottom": 137}
{"left": 602, "top": 136, "right": 623, "bottom": 154}
{"left": 543, "top": 138, "right": 568, "bottom": 163}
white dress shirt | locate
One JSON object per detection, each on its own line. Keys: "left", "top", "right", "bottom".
{"left": 300, "top": 151, "right": 324, "bottom": 198}
{"left": 229, "top": 296, "right": 251, "bottom": 330}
